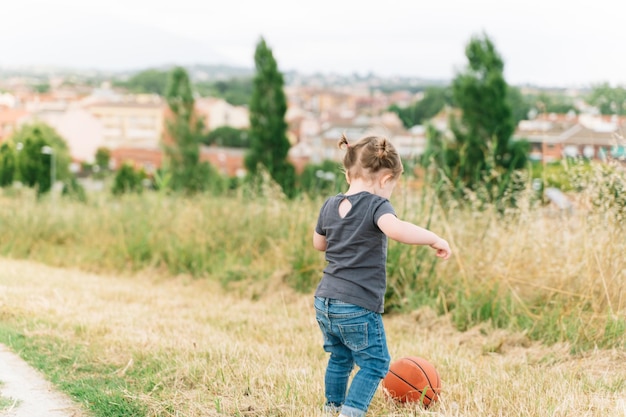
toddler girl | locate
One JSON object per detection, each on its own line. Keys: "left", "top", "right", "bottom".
{"left": 313, "top": 134, "right": 451, "bottom": 417}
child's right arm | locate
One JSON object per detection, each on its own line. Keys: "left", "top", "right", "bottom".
{"left": 313, "top": 231, "right": 327, "bottom": 252}
{"left": 377, "top": 213, "right": 452, "bottom": 260}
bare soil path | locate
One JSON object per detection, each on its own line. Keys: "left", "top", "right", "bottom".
{"left": 0, "top": 343, "right": 85, "bottom": 417}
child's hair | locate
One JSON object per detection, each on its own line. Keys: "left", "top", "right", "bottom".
{"left": 339, "top": 133, "right": 403, "bottom": 181}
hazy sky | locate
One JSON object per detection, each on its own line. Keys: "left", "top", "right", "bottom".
{"left": 2, "top": 0, "right": 624, "bottom": 87}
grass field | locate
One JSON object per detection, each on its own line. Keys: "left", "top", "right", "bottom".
{"left": 0, "top": 173, "right": 625, "bottom": 416}
{"left": 1, "top": 257, "right": 625, "bottom": 417}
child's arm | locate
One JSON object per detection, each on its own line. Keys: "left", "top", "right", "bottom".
{"left": 313, "top": 231, "right": 327, "bottom": 251}
{"left": 377, "top": 213, "right": 451, "bottom": 259}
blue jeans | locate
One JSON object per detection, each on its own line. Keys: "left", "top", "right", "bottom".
{"left": 314, "top": 297, "right": 391, "bottom": 417}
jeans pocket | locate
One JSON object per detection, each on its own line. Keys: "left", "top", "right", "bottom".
{"left": 316, "top": 319, "right": 331, "bottom": 344}
{"left": 338, "top": 323, "right": 368, "bottom": 351}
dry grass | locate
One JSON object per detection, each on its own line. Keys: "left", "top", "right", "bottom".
{"left": 386, "top": 180, "right": 626, "bottom": 350}
{"left": 437, "top": 204, "right": 626, "bottom": 311}
{"left": 1, "top": 175, "right": 625, "bottom": 358}
{"left": 1, "top": 258, "right": 625, "bottom": 417}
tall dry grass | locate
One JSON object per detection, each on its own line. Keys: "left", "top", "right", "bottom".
{"left": 1, "top": 162, "right": 626, "bottom": 415}
{"left": 0, "top": 167, "right": 625, "bottom": 350}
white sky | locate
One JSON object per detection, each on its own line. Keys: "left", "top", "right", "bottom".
{"left": 1, "top": 0, "right": 624, "bottom": 88}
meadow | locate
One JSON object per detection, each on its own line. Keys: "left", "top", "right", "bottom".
{"left": 0, "top": 170, "right": 625, "bottom": 416}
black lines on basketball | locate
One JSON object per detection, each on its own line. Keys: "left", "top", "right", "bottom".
{"left": 405, "top": 357, "right": 436, "bottom": 401}
{"left": 389, "top": 368, "right": 420, "bottom": 391}
{"left": 382, "top": 356, "right": 441, "bottom": 408}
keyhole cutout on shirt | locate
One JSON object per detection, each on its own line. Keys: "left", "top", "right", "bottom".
{"left": 338, "top": 198, "right": 352, "bottom": 218}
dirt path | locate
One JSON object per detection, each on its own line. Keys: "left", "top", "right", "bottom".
{"left": 0, "top": 344, "right": 85, "bottom": 417}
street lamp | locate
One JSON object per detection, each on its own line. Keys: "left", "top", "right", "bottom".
{"left": 41, "top": 146, "right": 55, "bottom": 194}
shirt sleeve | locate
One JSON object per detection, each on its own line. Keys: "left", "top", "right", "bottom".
{"left": 315, "top": 199, "right": 330, "bottom": 235}
{"left": 372, "top": 199, "right": 396, "bottom": 225}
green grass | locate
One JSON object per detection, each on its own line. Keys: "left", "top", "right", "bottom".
{"left": 0, "top": 388, "right": 17, "bottom": 412}
{"left": 0, "top": 325, "right": 147, "bottom": 417}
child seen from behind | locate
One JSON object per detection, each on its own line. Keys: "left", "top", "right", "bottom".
{"left": 313, "top": 134, "right": 452, "bottom": 417}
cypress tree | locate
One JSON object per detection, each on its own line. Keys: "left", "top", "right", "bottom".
{"left": 245, "top": 37, "right": 295, "bottom": 197}
{"left": 425, "top": 33, "right": 528, "bottom": 203}
{"left": 0, "top": 143, "right": 16, "bottom": 187}
{"left": 163, "top": 66, "right": 214, "bottom": 193}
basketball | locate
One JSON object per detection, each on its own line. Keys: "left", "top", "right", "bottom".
{"left": 382, "top": 356, "right": 441, "bottom": 407}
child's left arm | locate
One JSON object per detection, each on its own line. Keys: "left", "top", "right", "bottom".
{"left": 378, "top": 213, "right": 451, "bottom": 259}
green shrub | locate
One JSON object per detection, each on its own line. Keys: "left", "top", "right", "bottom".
{"left": 112, "top": 164, "right": 146, "bottom": 195}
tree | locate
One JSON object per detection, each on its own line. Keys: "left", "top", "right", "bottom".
{"left": 528, "top": 91, "right": 577, "bottom": 116}
{"left": 195, "top": 77, "right": 253, "bottom": 106}
{"left": 90, "top": 147, "right": 112, "bottom": 179}
{"left": 163, "top": 66, "right": 216, "bottom": 193}
{"left": 0, "top": 143, "right": 16, "bottom": 187}
{"left": 298, "top": 160, "right": 344, "bottom": 197}
{"left": 34, "top": 83, "right": 50, "bottom": 94}
{"left": 507, "top": 86, "right": 532, "bottom": 124}
{"left": 203, "top": 126, "right": 250, "bottom": 148}
{"left": 587, "top": 83, "right": 626, "bottom": 115}
{"left": 424, "top": 33, "right": 528, "bottom": 203}
{"left": 10, "top": 122, "right": 71, "bottom": 195}
{"left": 112, "top": 163, "right": 146, "bottom": 195}
{"left": 95, "top": 147, "right": 111, "bottom": 170}
{"left": 245, "top": 37, "right": 295, "bottom": 197}
{"left": 389, "top": 86, "right": 452, "bottom": 129}
{"left": 118, "top": 69, "right": 169, "bottom": 95}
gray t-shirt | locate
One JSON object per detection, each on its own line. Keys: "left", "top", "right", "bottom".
{"left": 314, "top": 191, "right": 396, "bottom": 313}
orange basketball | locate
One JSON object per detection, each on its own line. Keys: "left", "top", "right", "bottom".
{"left": 382, "top": 356, "right": 441, "bottom": 407}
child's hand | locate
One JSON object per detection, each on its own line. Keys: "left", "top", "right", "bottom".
{"left": 430, "top": 238, "right": 451, "bottom": 260}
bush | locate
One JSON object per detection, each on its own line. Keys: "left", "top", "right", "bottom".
{"left": 203, "top": 126, "right": 250, "bottom": 148}
{"left": 62, "top": 177, "right": 87, "bottom": 202}
{"left": 112, "top": 163, "right": 146, "bottom": 195}
{"left": 298, "top": 160, "right": 344, "bottom": 197}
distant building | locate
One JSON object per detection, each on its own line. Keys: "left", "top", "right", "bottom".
{"left": 0, "top": 107, "right": 29, "bottom": 142}
{"left": 109, "top": 147, "right": 163, "bottom": 173}
{"left": 86, "top": 97, "right": 165, "bottom": 150}
{"left": 291, "top": 110, "right": 424, "bottom": 165}
{"left": 0, "top": 92, "right": 18, "bottom": 108}
{"left": 195, "top": 98, "right": 249, "bottom": 131}
{"left": 515, "top": 113, "right": 626, "bottom": 163}
{"left": 35, "top": 106, "right": 105, "bottom": 163}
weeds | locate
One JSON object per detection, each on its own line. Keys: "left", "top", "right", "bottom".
{"left": 0, "top": 161, "right": 625, "bottom": 351}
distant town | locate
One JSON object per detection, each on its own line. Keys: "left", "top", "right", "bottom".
{"left": 0, "top": 64, "right": 624, "bottom": 180}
